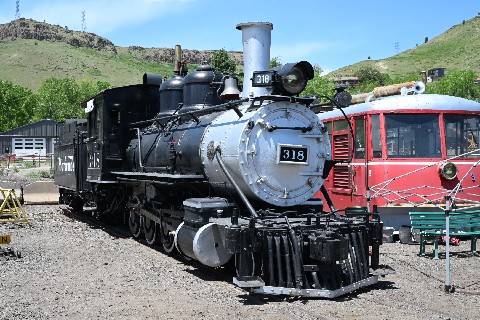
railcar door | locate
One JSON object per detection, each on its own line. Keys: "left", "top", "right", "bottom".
{"left": 350, "top": 117, "right": 368, "bottom": 206}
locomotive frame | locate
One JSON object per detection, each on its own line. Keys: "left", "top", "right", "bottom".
{"left": 54, "top": 22, "right": 391, "bottom": 298}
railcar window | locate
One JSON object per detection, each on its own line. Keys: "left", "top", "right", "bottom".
{"left": 88, "top": 105, "right": 99, "bottom": 138}
{"left": 97, "top": 107, "right": 103, "bottom": 137}
{"left": 444, "top": 115, "right": 480, "bottom": 158}
{"left": 324, "top": 121, "right": 332, "bottom": 134}
{"left": 334, "top": 120, "right": 349, "bottom": 131}
{"left": 108, "top": 110, "right": 120, "bottom": 135}
{"left": 324, "top": 121, "right": 333, "bottom": 144}
{"left": 371, "top": 115, "right": 382, "bottom": 158}
{"left": 355, "top": 118, "right": 365, "bottom": 159}
{"left": 385, "top": 114, "right": 440, "bottom": 158}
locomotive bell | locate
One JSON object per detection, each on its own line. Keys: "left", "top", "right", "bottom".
{"left": 220, "top": 75, "right": 241, "bottom": 101}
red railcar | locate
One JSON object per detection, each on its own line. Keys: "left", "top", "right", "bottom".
{"left": 317, "top": 90, "right": 480, "bottom": 230}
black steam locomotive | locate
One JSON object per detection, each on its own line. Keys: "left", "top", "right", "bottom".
{"left": 54, "top": 22, "right": 389, "bottom": 298}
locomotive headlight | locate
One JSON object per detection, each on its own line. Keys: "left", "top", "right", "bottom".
{"left": 439, "top": 162, "right": 458, "bottom": 180}
{"left": 252, "top": 61, "right": 314, "bottom": 96}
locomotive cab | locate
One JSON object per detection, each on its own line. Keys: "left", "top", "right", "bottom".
{"left": 84, "top": 84, "right": 161, "bottom": 182}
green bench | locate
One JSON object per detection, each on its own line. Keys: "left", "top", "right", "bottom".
{"left": 409, "top": 210, "right": 480, "bottom": 259}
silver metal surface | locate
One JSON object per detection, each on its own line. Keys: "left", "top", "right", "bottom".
{"left": 192, "top": 223, "right": 232, "bottom": 267}
{"left": 201, "top": 101, "right": 331, "bottom": 206}
{"left": 318, "top": 94, "right": 480, "bottom": 120}
{"left": 251, "top": 276, "right": 379, "bottom": 298}
{"left": 173, "top": 221, "right": 184, "bottom": 255}
{"left": 233, "top": 276, "right": 265, "bottom": 288}
{"left": 236, "top": 22, "right": 273, "bottom": 99}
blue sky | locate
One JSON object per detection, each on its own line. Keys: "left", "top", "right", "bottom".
{"left": 0, "top": 0, "right": 478, "bottom": 73}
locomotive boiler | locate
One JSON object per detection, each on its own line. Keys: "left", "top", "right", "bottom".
{"left": 55, "top": 22, "right": 390, "bottom": 298}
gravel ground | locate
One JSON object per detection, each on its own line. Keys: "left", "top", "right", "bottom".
{"left": 1, "top": 204, "right": 479, "bottom": 320}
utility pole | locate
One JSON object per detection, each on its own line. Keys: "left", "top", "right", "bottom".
{"left": 81, "top": 10, "right": 86, "bottom": 32}
{"left": 15, "top": 0, "right": 20, "bottom": 19}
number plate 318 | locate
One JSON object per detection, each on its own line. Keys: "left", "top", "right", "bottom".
{"left": 277, "top": 144, "right": 309, "bottom": 164}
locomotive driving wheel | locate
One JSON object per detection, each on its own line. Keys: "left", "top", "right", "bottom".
{"left": 143, "top": 216, "right": 158, "bottom": 245}
{"left": 128, "top": 208, "right": 142, "bottom": 238}
{"left": 160, "top": 218, "right": 175, "bottom": 253}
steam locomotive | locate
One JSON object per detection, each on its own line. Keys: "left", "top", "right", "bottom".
{"left": 54, "top": 22, "right": 389, "bottom": 298}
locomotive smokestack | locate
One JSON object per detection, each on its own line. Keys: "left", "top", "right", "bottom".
{"left": 236, "top": 22, "right": 273, "bottom": 98}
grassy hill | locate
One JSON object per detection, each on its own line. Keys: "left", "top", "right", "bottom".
{"left": 0, "top": 18, "right": 242, "bottom": 90}
{"left": 332, "top": 15, "right": 480, "bottom": 78}
{"left": 0, "top": 39, "right": 174, "bottom": 89}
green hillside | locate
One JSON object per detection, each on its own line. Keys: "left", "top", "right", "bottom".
{"left": 0, "top": 18, "right": 242, "bottom": 90}
{"left": 0, "top": 39, "right": 174, "bottom": 89}
{"left": 332, "top": 15, "right": 480, "bottom": 78}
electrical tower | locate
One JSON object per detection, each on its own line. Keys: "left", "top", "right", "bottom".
{"left": 15, "top": 1, "right": 20, "bottom": 19}
{"left": 394, "top": 41, "right": 400, "bottom": 54}
{"left": 81, "top": 10, "right": 86, "bottom": 32}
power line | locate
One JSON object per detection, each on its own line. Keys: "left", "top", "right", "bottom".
{"left": 81, "top": 10, "right": 86, "bottom": 32}
{"left": 15, "top": 0, "right": 20, "bottom": 19}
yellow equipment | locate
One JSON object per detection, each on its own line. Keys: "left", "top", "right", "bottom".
{"left": 0, "top": 234, "right": 11, "bottom": 244}
{"left": 0, "top": 188, "right": 30, "bottom": 225}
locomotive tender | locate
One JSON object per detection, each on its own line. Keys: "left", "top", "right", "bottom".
{"left": 54, "top": 22, "right": 388, "bottom": 298}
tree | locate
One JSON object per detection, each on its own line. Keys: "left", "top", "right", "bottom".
{"left": 35, "top": 78, "right": 111, "bottom": 121}
{"left": 270, "top": 57, "right": 281, "bottom": 68}
{"left": 354, "top": 66, "right": 385, "bottom": 85}
{"left": 212, "top": 48, "right": 236, "bottom": 74}
{"left": 0, "top": 80, "right": 37, "bottom": 132}
{"left": 302, "top": 67, "right": 336, "bottom": 99}
{"left": 426, "top": 70, "right": 480, "bottom": 101}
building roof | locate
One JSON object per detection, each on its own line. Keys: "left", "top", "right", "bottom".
{"left": 0, "top": 119, "right": 57, "bottom": 137}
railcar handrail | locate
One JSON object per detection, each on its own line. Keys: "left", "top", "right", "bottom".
{"left": 368, "top": 148, "right": 480, "bottom": 212}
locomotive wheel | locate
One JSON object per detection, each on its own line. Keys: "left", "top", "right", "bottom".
{"left": 70, "top": 197, "right": 83, "bottom": 213}
{"left": 128, "top": 209, "right": 142, "bottom": 239}
{"left": 143, "top": 216, "right": 158, "bottom": 245}
{"left": 160, "top": 219, "right": 175, "bottom": 253}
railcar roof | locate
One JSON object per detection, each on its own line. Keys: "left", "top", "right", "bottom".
{"left": 317, "top": 94, "right": 480, "bottom": 119}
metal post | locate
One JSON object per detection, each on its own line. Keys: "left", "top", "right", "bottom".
{"left": 366, "top": 188, "right": 371, "bottom": 213}
{"left": 445, "top": 196, "right": 451, "bottom": 293}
